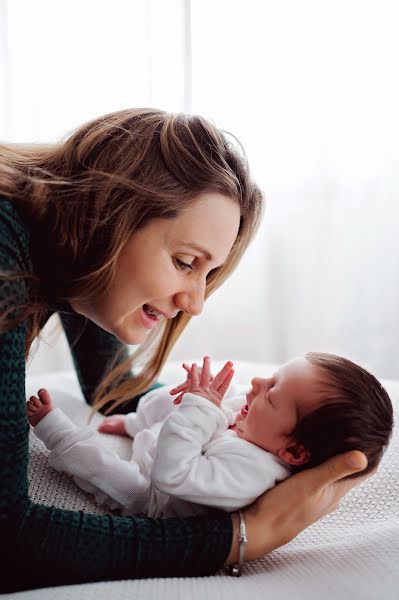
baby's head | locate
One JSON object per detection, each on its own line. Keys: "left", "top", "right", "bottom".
{"left": 235, "top": 352, "right": 393, "bottom": 477}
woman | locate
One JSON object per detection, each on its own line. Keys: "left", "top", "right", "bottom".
{"left": 0, "top": 108, "right": 369, "bottom": 592}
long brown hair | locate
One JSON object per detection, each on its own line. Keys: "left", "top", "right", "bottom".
{"left": 0, "top": 108, "right": 263, "bottom": 413}
{"left": 292, "top": 352, "right": 394, "bottom": 477}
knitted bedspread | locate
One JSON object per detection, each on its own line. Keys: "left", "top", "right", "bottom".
{"left": 8, "top": 362, "right": 399, "bottom": 599}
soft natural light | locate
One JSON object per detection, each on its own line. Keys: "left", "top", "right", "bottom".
{"left": 2, "top": 0, "right": 399, "bottom": 378}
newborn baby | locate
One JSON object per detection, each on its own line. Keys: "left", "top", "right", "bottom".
{"left": 27, "top": 353, "right": 393, "bottom": 518}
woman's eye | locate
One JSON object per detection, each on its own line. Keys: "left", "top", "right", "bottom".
{"left": 174, "top": 258, "right": 194, "bottom": 272}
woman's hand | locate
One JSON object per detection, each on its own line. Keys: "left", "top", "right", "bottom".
{"left": 170, "top": 356, "right": 234, "bottom": 407}
{"left": 225, "top": 450, "right": 371, "bottom": 565}
{"left": 98, "top": 415, "right": 129, "bottom": 437}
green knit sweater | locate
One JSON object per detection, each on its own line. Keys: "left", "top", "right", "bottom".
{"left": 0, "top": 198, "right": 232, "bottom": 592}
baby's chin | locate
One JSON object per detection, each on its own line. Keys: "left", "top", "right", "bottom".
{"left": 233, "top": 422, "right": 245, "bottom": 438}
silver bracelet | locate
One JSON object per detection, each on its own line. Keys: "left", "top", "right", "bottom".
{"left": 228, "top": 510, "right": 248, "bottom": 577}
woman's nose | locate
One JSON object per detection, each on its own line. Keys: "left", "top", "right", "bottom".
{"left": 174, "top": 279, "right": 205, "bottom": 316}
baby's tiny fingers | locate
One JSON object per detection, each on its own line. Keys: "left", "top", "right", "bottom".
{"left": 190, "top": 363, "right": 200, "bottom": 386}
{"left": 200, "top": 356, "right": 211, "bottom": 386}
{"left": 211, "top": 361, "right": 233, "bottom": 389}
{"left": 173, "top": 392, "right": 185, "bottom": 405}
{"left": 218, "top": 368, "right": 234, "bottom": 398}
{"left": 169, "top": 381, "right": 188, "bottom": 395}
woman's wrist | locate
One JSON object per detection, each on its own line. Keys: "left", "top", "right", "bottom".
{"left": 224, "top": 508, "right": 278, "bottom": 566}
{"left": 224, "top": 511, "right": 240, "bottom": 565}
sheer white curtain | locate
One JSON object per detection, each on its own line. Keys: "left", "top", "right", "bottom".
{"left": 0, "top": 0, "right": 188, "bottom": 140}
{"left": 171, "top": 0, "right": 399, "bottom": 379}
{"left": 1, "top": 0, "right": 399, "bottom": 379}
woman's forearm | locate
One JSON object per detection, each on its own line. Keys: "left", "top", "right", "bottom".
{"left": 5, "top": 502, "right": 234, "bottom": 592}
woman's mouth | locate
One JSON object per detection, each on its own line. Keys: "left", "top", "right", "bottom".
{"left": 141, "top": 304, "right": 162, "bottom": 329}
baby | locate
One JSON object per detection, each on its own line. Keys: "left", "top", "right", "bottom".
{"left": 27, "top": 353, "right": 393, "bottom": 518}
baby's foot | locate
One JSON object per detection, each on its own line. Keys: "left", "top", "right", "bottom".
{"left": 27, "top": 388, "right": 54, "bottom": 427}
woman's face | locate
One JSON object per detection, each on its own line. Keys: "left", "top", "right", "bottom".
{"left": 71, "top": 193, "right": 241, "bottom": 344}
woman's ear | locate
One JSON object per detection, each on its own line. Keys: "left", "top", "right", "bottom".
{"left": 278, "top": 441, "right": 310, "bottom": 466}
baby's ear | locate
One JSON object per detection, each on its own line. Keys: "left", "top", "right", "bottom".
{"left": 278, "top": 441, "right": 310, "bottom": 466}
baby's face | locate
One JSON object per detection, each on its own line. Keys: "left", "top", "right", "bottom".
{"left": 234, "top": 357, "right": 326, "bottom": 463}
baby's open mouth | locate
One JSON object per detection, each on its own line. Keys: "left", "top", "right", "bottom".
{"left": 240, "top": 404, "right": 248, "bottom": 416}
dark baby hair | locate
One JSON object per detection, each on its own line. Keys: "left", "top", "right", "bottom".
{"left": 292, "top": 352, "right": 394, "bottom": 478}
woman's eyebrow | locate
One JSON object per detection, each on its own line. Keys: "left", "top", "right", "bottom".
{"left": 177, "top": 242, "right": 213, "bottom": 260}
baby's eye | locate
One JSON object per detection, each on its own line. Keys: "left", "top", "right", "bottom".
{"left": 174, "top": 257, "right": 194, "bottom": 272}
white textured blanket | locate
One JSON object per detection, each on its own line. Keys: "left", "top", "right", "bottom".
{"left": 9, "top": 362, "right": 399, "bottom": 599}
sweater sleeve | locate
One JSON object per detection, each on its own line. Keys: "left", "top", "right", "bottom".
{"left": 58, "top": 310, "right": 163, "bottom": 414}
{"left": 0, "top": 200, "right": 233, "bottom": 593}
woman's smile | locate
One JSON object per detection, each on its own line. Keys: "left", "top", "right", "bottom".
{"left": 141, "top": 304, "right": 179, "bottom": 329}
{"left": 141, "top": 305, "right": 163, "bottom": 329}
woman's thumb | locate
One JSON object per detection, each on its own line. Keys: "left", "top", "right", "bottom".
{"left": 322, "top": 450, "right": 368, "bottom": 484}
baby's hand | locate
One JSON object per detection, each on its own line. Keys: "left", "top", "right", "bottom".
{"left": 98, "top": 415, "right": 129, "bottom": 437}
{"left": 169, "top": 360, "right": 213, "bottom": 401}
{"left": 170, "top": 356, "right": 234, "bottom": 408}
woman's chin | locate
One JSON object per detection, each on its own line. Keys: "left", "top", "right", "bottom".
{"left": 113, "top": 326, "right": 148, "bottom": 345}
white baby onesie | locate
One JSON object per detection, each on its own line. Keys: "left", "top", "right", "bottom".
{"left": 33, "top": 385, "right": 291, "bottom": 518}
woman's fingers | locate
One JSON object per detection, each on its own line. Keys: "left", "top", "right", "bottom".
{"left": 318, "top": 450, "right": 370, "bottom": 502}
{"left": 317, "top": 450, "right": 368, "bottom": 488}
{"left": 292, "top": 451, "right": 369, "bottom": 511}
